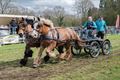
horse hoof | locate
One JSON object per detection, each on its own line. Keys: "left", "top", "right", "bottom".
{"left": 28, "top": 50, "right": 33, "bottom": 57}
{"left": 49, "top": 53, "right": 57, "bottom": 58}
{"left": 25, "top": 50, "right": 33, "bottom": 57}
{"left": 60, "top": 60, "right": 66, "bottom": 64}
{"left": 20, "top": 59, "right": 27, "bottom": 66}
{"left": 66, "top": 57, "right": 72, "bottom": 61}
{"left": 44, "top": 55, "right": 50, "bottom": 63}
{"left": 33, "top": 64, "right": 39, "bottom": 68}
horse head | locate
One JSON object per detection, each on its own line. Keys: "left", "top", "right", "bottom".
{"left": 17, "top": 17, "right": 26, "bottom": 37}
{"left": 18, "top": 17, "right": 39, "bottom": 38}
{"left": 36, "top": 18, "right": 54, "bottom": 35}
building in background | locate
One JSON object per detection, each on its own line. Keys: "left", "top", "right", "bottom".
{"left": 0, "top": 14, "right": 33, "bottom": 45}
{"left": 0, "top": 14, "right": 29, "bottom": 25}
{"left": 0, "top": 14, "right": 34, "bottom": 35}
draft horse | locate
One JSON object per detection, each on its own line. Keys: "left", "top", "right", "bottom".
{"left": 33, "top": 18, "right": 85, "bottom": 68}
{"left": 17, "top": 17, "right": 41, "bottom": 66}
{"left": 17, "top": 17, "right": 64, "bottom": 66}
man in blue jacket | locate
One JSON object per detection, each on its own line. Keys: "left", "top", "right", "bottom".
{"left": 96, "top": 16, "right": 108, "bottom": 39}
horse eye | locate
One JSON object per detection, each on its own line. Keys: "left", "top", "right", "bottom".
{"left": 37, "top": 25, "right": 40, "bottom": 28}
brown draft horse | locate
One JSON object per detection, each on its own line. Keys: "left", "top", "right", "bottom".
{"left": 17, "top": 17, "right": 41, "bottom": 66}
{"left": 33, "top": 18, "right": 85, "bottom": 68}
{"left": 17, "top": 17, "right": 64, "bottom": 66}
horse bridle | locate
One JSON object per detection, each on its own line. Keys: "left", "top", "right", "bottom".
{"left": 18, "top": 18, "right": 40, "bottom": 38}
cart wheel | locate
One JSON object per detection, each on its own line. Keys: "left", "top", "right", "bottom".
{"left": 102, "top": 40, "right": 111, "bottom": 55}
{"left": 71, "top": 46, "right": 82, "bottom": 56}
{"left": 89, "top": 41, "right": 100, "bottom": 58}
{"left": 84, "top": 47, "right": 90, "bottom": 54}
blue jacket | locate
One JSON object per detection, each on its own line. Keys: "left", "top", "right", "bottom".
{"left": 96, "top": 19, "right": 107, "bottom": 32}
{"left": 83, "top": 21, "right": 97, "bottom": 29}
{"left": 10, "top": 20, "right": 18, "bottom": 27}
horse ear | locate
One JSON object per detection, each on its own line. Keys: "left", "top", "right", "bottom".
{"left": 34, "top": 17, "right": 35, "bottom": 21}
{"left": 21, "top": 17, "right": 24, "bottom": 20}
{"left": 37, "top": 17, "right": 40, "bottom": 21}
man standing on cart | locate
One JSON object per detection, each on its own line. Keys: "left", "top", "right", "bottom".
{"left": 96, "top": 16, "right": 108, "bottom": 39}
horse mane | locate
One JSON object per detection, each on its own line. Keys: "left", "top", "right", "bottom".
{"left": 39, "top": 18, "right": 54, "bottom": 29}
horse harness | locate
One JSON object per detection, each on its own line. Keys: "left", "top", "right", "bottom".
{"left": 39, "top": 28, "right": 68, "bottom": 43}
{"left": 39, "top": 28, "right": 76, "bottom": 44}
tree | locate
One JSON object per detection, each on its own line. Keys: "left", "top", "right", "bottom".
{"left": 88, "top": 7, "right": 100, "bottom": 19}
{"left": 74, "top": 0, "right": 94, "bottom": 17}
{"left": 0, "top": 0, "right": 12, "bottom": 14}
{"left": 99, "top": 0, "right": 105, "bottom": 9}
{"left": 113, "top": 0, "right": 120, "bottom": 14}
{"left": 42, "top": 9, "right": 53, "bottom": 19}
{"left": 20, "top": 7, "right": 35, "bottom": 16}
{"left": 63, "top": 15, "right": 80, "bottom": 27}
{"left": 99, "top": 0, "right": 120, "bottom": 25}
{"left": 53, "top": 6, "right": 65, "bottom": 26}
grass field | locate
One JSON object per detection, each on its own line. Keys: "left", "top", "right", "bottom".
{"left": 0, "top": 34, "right": 120, "bottom": 80}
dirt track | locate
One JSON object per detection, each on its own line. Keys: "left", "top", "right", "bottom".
{"left": 0, "top": 50, "right": 120, "bottom": 80}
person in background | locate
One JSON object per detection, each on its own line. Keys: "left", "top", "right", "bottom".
{"left": 96, "top": 16, "right": 108, "bottom": 39}
{"left": 9, "top": 18, "right": 18, "bottom": 34}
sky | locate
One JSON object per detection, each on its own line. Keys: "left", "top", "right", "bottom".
{"left": 14, "top": 0, "right": 100, "bottom": 14}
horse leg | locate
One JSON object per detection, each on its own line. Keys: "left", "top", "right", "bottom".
{"left": 58, "top": 45, "right": 68, "bottom": 60}
{"left": 46, "top": 41, "right": 57, "bottom": 58}
{"left": 43, "top": 55, "right": 50, "bottom": 63}
{"left": 65, "top": 45, "right": 72, "bottom": 61}
{"left": 58, "top": 46, "right": 64, "bottom": 53}
{"left": 43, "top": 44, "right": 62, "bottom": 63}
{"left": 20, "top": 45, "right": 33, "bottom": 66}
{"left": 58, "top": 46, "right": 67, "bottom": 60}
{"left": 43, "top": 45, "right": 60, "bottom": 63}
{"left": 33, "top": 47, "right": 44, "bottom": 68}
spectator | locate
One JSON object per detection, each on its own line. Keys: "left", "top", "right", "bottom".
{"left": 9, "top": 18, "right": 18, "bottom": 34}
{"left": 96, "top": 16, "right": 108, "bottom": 39}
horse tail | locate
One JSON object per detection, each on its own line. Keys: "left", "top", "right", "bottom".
{"left": 73, "top": 30, "right": 85, "bottom": 47}
{"left": 66, "top": 28, "right": 85, "bottom": 47}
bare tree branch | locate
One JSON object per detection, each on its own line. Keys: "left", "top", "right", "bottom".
{"left": 74, "top": 0, "right": 94, "bottom": 17}
{"left": 0, "top": 0, "right": 12, "bottom": 14}
{"left": 53, "top": 6, "right": 65, "bottom": 26}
